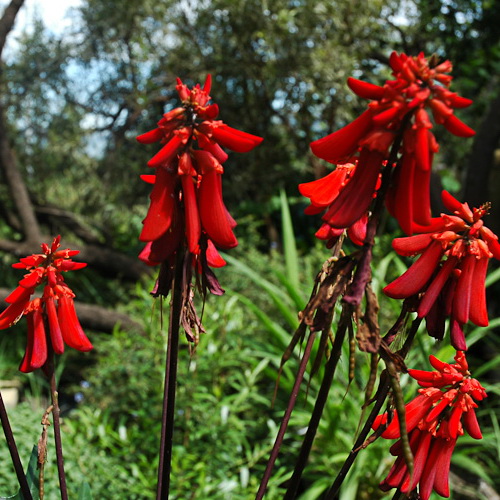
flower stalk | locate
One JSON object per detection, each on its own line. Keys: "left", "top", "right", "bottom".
{"left": 156, "top": 249, "right": 185, "bottom": 500}
{"left": 0, "top": 391, "right": 33, "bottom": 500}
{"left": 283, "top": 306, "right": 351, "bottom": 499}
{"left": 45, "top": 346, "right": 68, "bottom": 500}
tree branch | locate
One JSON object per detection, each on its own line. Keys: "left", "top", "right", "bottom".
{"left": 0, "top": 104, "right": 43, "bottom": 243}
{"left": 0, "top": 0, "right": 24, "bottom": 59}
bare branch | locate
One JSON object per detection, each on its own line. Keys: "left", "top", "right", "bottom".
{"left": 0, "top": 0, "right": 24, "bottom": 59}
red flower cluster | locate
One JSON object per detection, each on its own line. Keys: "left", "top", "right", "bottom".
{"left": 306, "top": 52, "right": 474, "bottom": 239}
{"left": 137, "top": 75, "right": 262, "bottom": 271}
{"left": 384, "top": 191, "right": 500, "bottom": 349}
{"left": 373, "top": 352, "right": 486, "bottom": 499}
{"left": 299, "top": 163, "right": 373, "bottom": 246}
{"left": 0, "top": 236, "right": 92, "bottom": 373}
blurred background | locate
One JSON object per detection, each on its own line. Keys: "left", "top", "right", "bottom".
{"left": 0, "top": 0, "right": 499, "bottom": 498}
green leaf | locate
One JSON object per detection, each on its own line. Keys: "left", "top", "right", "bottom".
{"left": 77, "top": 482, "right": 93, "bottom": 500}
{"left": 280, "top": 189, "right": 299, "bottom": 289}
{"left": 230, "top": 291, "right": 291, "bottom": 347}
{"left": 223, "top": 254, "right": 298, "bottom": 329}
{"left": 451, "top": 452, "right": 493, "bottom": 484}
{"left": 2, "top": 445, "right": 39, "bottom": 500}
{"left": 485, "top": 266, "right": 500, "bottom": 287}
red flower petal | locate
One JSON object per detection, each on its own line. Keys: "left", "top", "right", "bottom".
{"left": 199, "top": 170, "right": 238, "bottom": 249}
{"left": 149, "top": 222, "right": 182, "bottom": 263}
{"left": 181, "top": 175, "right": 201, "bottom": 254}
{"left": 412, "top": 159, "right": 432, "bottom": 226}
{"left": 432, "top": 438, "right": 456, "bottom": 497}
{"left": 140, "top": 168, "right": 177, "bottom": 242}
{"left": 19, "top": 310, "right": 47, "bottom": 373}
{"left": 408, "top": 430, "right": 432, "bottom": 491}
{"left": 450, "top": 95, "right": 473, "bottom": 108}
{"left": 425, "top": 397, "right": 452, "bottom": 423}
{"left": 310, "top": 110, "right": 373, "bottom": 163}
{"left": 46, "top": 297, "right": 64, "bottom": 355}
{"left": 383, "top": 241, "right": 444, "bottom": 299}
{"left": 147, "top": 135, "right": 183, "bottom": 167}
{"left": 453, "top": 254, "right": 475, "bottom": 324}
{"left": 469, "top": 257, "right": 489, "bottom": 327}
{"left": 206, "top": 239, "right": 226, "bottom": 268}
{"left": 136, "top": 128, "right": 164, "bottom": 144}
{"left": 58, "top": 295, "right": 93, "bottom": 352}
{"left": 382, "top": 394, "right": 432, "bottom": 439}
{"left": 462, "top": 409, "right": 482, "bottom": 439}
{"left": 443, "top": 114, "right": 475, "bottom": 138}
{"left": 419, "top": 438, "right": 441, "bottom": 500}
{"left": 418, "top": 256, "right": 457, "bottom": 318}
{"left": 322, "top": 149, "right": 383, "bottom": 228}
{"left": 347, "top": 77, "right": 385, "bottom": 100}
{"left": 5, "top": 285, "right": 33, "bottom": 305}
{"left": 450, "top": 318, "right": 467, "bottom": 350}
{"left": 210, "top": 124, "right": 263, "bottom": 153}
{"left": 392, "top": 234, "right": 433, "bottom": 256}
{"left": 197, "top": 132, "right": 228, "bottom": 164}
{"left": 298, "top": 168, "right": 349, "bottom": 207}
{"left": 392, "top": 154, "right": 415, "bottom": 235}
{"left": 372, "top": 106, "right": 401, "bottom": 127}
{"left": 0, "top": 297, "right": 30, "bottom": 329}
{"left": 448, "top": 405, "right": 463, "bottom": 439}
{"left": 347, "top": 213, "right": 368, "bottom": 246}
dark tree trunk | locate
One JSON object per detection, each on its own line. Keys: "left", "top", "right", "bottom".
{"left": 463, "top": 90, "right": 500, "bottom": 233}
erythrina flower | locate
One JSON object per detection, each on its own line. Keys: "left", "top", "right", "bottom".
{"left": 137, "top": 76, "right": 262, "bottom": 281}
{"left": 0, "top": 236, "right": 92, "bottom": 373}
{"left": 384, "top": 190, "right": 500, "bottom": 349}
{"left": 136, "top": 76, "right": 262, "bottom": 341}
{"left": 299, "top": 162, "right": 376, "bottom": 246}
{"left": 372, "top": 352, "right": 486, "bottom": 500}
{"left": 310, "top": 52, "right": 474, "bottom": 236}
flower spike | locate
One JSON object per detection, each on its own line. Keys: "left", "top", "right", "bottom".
{"left": 384, "top": 191, "right": 499, "bottom": 349}
{"left": 306, "top": 52, "right": 475, "bottom": 240}
{"left": 0, "top": 236, "right": 91, "bottom": 373}
{"left": 374, "top": 352, "right": 486, "bottom": 500}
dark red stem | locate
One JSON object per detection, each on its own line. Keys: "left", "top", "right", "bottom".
{"left": 156, "top": 249, "right": 185, "bottom": 500}
{"left": 256, "top": 330, "right": 316, "bottom": 499}
{"left": 0, "top": 391, "right": 33, "bottom": 499}
{"left": 283, "top": 307, "right": 351, "bottom": 499}
{"left": 46, "top": 347, "right": 68, "bottom": 500}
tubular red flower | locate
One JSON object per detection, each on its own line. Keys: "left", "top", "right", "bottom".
{"left": 310, "top": 110, "right": 373, "bottom": 163}
{"left": 376, "top": 352, "right": 486, "bottom": 499}
{"left": 208, "top": 123, "right": 263, "bottom": 153}
{"left": 58, "top": 295, "right": 93, "bottom": 352}
{"left": 139, "top": 167, "right": 177, "bottom": 242}
{"left": 0, "top": 236, "right": 91, "bottom": 372}
{"left": 347, "top": 77, "right": 385, "bottom": 100}
{"left": 383, "top": 240, "right": 444, "bottom": 299}
{"left": 45, "top": 296, "right": 64, "bottom": 355}
{"left": 199, "top": 170, "right": 238, "bottom": 249}
{"left": 322, "top": 149, "right": 383, "bottom": 228}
